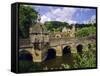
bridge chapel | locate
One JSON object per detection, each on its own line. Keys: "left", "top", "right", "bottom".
{"left": 29, "top": 14, "right": 49, "bottom": 62}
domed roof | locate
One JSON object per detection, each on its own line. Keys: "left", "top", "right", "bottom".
{"left": 31, "top": 23, "right": 48, "bottom": 34}
{"left": 30, "top": 13, "right": 48, "bottom": 34}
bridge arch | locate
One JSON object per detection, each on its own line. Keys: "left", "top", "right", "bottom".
{"left": 19, "top": 49, "right": 33, "bottom": 61}
{"left": 63, "top": 45, "right": 71, "bottom": 55}
{"left": 88, "top": 43, "right": 92, "bottom": 50}
{"left": 45, "top": 48, "right": 56, "bottom": 61}
{"left": 76, "top": 44, "right": 83, "bottom": 53}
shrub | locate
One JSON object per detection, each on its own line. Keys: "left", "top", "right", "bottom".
{"left": 76, "top": 26, "right": 96, "bottom": 37}
{"left": 72, "top": 50, "right": 96, "bottom": 68}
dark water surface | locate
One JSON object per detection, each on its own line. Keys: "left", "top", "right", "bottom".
{"left": 19, "top": 49, "right": 75, "bottom": 71}
{"left": 36, "top": 54, "right": 74, "bottom": 70}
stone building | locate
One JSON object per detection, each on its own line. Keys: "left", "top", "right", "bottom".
{"left": 61, "top": 25, "right": 75, "bottom": 38}
{"left": 29, "top": 14, "right": 49, "bottom": 62}
{"left": 62, "top": 27, "right": 67, "bottom": 33}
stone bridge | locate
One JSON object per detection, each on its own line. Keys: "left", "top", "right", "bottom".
{"left": 19, "top": 36, "right": 95, "bottom": 62}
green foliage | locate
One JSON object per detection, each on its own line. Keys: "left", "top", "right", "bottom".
{"left": 44, "top": 21, "right": 69, "bottom": 32}
{"left": 19, "top": 5, "right": 38, "bottom": 38}
{"left": 61, "top": 51, "right": 96, "bottom": 69}
{"left": 19, "top": 60, "right": 42, "bottom": 72}
{"left": 72, "top": 51, "right": 96, "bottom": 68}
{"left": 61, "top": 42, "right": 96, "bottom": 69}
{"left": 61, "top": 64, "right": 70, "bottom": 69}
{"left": 76, "top": 26, "right": 96, "bottom": 37}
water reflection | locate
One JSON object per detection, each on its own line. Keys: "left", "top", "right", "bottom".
{"left": 19, "top": 49, "right": 74, "bottom": 71}
{"left": 41, "top": 54, "right": 74, "bottom": 69}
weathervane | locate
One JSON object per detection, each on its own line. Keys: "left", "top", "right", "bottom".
{"left": 37, "top": 14, "right": 41, "bottom": 22}
{"left": 37, "top": 8, "right": 41, "bottom": 23}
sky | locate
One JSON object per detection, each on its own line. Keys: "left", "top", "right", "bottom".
{"left": 32, "top": 5, "right": 96, "bottom": 24}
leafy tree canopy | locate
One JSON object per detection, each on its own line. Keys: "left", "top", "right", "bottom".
{"left": 44, "top": 21, "right": 69, "bottom": 32}
{"left": 19, "top": 5, "right": 38, "bottom": 38}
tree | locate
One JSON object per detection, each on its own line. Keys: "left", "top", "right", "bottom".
{"left": 44, "top": 21, "right": 69, "bottom": 32}
{"left": 19, "top": 5, "right": 38, "bottom": 38}
{"left": 76, "top": 26, "right": 96, "bottom": 37}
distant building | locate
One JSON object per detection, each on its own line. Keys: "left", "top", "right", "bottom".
{"left": 61, "top": 25, "right": 75, "bottom": 38}
{"left": 62, "top": 27, "right": 67, "bottom": 32}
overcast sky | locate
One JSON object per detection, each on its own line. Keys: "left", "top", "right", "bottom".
{"left": 32, "top": 5, "right": 96, "bottom": 24}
